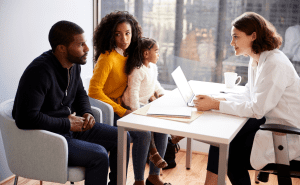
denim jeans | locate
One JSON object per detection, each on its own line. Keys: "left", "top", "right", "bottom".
{"left": 148, "top": 131, "right": 168, "bottom": 176}
{"left": 114, "top": 113, "right": 168, "bottom": 181}
{"left": 207, "top": 117, "right": 265, "bottom": 185}
{"left": 66, "top": 122, "right": 131, "bottom": 185}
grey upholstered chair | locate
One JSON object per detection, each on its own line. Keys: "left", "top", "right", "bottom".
{"left": 89, "top": 97, "right": 114, "bottom": 126}
{"left": 0, "top": 99, "right": 103, "bottom": 185}
{"left": 83, "top": 76, "right": 114, "bottom": 127}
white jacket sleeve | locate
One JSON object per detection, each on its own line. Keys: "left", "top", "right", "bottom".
{"left": 220, "top": 59, "right": 289, "bottom": 119}
{"left": 222, "top": 83, "right": 251, "bottom": 103}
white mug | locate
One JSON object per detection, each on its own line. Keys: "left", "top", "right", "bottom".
{"left": 224, "top": 72, "right": 241, "bottom": 88}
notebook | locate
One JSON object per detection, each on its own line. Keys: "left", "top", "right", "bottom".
{"left": 171, "top": 66, "right": 196, "bottom": 107}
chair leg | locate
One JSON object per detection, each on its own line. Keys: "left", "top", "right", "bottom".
{"left": 13, "top": 176, "right": 18, "bottom": 185}
{"left": 40, "top": 180, "right": 42, "bottom": 185}
{"left": 277, "top": 164, "right": 292, "bottom": 185}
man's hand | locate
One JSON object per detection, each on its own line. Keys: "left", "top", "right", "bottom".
{"left": 68, "top": 112, "right": 85, "bottom": 132}
{"left": 82, "top": 113, "right": 95, "bottom": 131}
{"left": 193, "top": 95, "right": 220, "bottom": 111}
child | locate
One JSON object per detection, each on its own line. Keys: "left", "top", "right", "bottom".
{"left": 122, "top": 38, "right": 168, "bottom": 168}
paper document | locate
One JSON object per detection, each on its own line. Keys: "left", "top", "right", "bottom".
{"left": 133, "top": 103, "right": 203, "bottom": 123}
{"left": 147, "top": 105, "right": 192, "bottom": 118}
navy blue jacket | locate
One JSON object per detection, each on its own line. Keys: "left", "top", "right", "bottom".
{"left": 12, "top": 50, "right": 92, "bottom": 135}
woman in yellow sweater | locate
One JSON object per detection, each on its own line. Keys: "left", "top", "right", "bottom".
{"left": 89, "top": 11, "right": 170, "bottom": 185}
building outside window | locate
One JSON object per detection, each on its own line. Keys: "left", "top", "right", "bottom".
{"left": 98, "top": 0, "right": 300, "bottom": 90}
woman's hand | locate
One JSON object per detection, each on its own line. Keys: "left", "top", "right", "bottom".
{"left": 124, "top": 109, "right": 133, "bottom": 116}
{"left": 193, "top": 95, "right": 220, "bottom": 111}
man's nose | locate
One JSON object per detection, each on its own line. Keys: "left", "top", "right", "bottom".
{"left": 85, "top": 45, "right": 89, "bottom": 52}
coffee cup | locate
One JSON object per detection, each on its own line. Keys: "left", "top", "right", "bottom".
{"left": 224, "top": 72, "right": 241, "bottom": 88}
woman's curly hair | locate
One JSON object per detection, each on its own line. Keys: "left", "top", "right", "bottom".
{"left": 93, "top": 11, "right": 142, "bottom": 63}
{"left": 125, "top": 38, "right": 157, "bottom": 75}
{"left": 232, "top": 12, "right": 282, "bottom": 54}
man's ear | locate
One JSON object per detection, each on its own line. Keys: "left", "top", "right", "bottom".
{"left": 56, "top": 45, "right": 67, "bottom": 53}
{"left": 251, "top": 32, "right": 257, "bottom": 41}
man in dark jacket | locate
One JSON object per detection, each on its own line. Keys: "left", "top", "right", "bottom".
{"left": 12, "top": 20, "right": 130, "bottom": 185}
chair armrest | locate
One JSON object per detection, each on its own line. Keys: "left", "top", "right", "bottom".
{"left": 91, "top": 106, "right": 102, "bottom": 123}
{"left": 89, "top": 97, "right": 114, "bottom": 126}
{"left": 260, "top": 124, "right": 300, "bottom": 135}
{"left": 4, "top": 129, "right": 68, "bottom": 183}
{"left": 0, "top": 99, "right": 68, "bottom": 183}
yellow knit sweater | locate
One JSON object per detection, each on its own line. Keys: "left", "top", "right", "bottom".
{"left": 88, "top": 49, "right": 128, "bottom": 117}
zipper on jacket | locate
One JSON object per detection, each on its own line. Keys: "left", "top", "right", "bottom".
{"left": 61, "top": 68, "right": 71, "bottom": 114}
{"left": 61, "top": 102, "right": 72, "bottom": 114}
{"left": 66, "top": 106, "right": 72, "bottom": 114}
{"left": 65, "top": 68, "right": 71, "bottom": 96}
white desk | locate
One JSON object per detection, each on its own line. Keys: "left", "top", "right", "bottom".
{"left": 117, "top": 81, "right": 248, "bottom": 185}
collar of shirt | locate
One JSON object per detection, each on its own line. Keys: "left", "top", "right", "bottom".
{"left": 115, "top": 47, "right": 124, "bottom": 56}
{"left": 251, "top": 58, "right": 258, "bottom": 70}
{"left": 143, "top": 63, "right": 152, "bottom": 69}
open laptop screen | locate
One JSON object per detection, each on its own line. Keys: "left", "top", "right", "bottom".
{"left": 171, "top": 66, "right": 195, "bottom": 105}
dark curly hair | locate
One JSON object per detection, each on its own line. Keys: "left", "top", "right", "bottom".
{"left": 232, "top": 12, "right": 282, "bottom": 54}
{"left": 125, "top": 38, "right": 157, "bottom": 75}
{"left": 93, "top": 11, "right": 142, "bottom": 63}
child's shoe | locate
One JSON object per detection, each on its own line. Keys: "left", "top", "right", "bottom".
{"left": 149, "top": 149, "right": 168, "bottom": 168}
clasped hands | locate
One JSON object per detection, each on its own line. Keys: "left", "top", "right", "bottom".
{"left": 193, "top": 95, "right": 221, "bottom": 111}
{"left": 68, "top": 112, "right": 95, "bottom": 132}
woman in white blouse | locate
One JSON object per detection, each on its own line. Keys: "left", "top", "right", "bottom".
{"left": 194, "top": 12, "right": 300, "bottom": 185}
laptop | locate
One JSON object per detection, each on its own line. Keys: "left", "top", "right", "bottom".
{"left": 171, "top": 66, "right": 196, "bottom": 107}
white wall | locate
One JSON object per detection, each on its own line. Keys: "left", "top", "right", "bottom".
{"left": 0, "top": 0, "right": 93, "bottom": 181}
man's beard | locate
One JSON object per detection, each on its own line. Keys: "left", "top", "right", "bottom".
{"left": 66, "top": 50, "right": 88, "bottom": 65}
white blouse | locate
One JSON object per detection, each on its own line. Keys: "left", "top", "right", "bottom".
{"left": 122, "top": 63, "right": 165, "bottom": 111}
{"left": 219, "top": 49, "right": 300, "bottom": 169}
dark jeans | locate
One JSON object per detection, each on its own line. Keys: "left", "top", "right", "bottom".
{"left": 207, "top": 117, "right": 266, "bottom": 185}
{"left": 66, "top": 122, "right": 131, "bottom": 185}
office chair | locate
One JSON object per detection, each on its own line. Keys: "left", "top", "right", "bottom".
{"left": 89, "top": 97, "right": 114, "bottom": 126}
{"left": 255, "top": 124, "right": 300, "bottom": 185}
{"left": 83, "top": 76, "right": 114, "bottom": 127}
{"left": 0, "top": 99, "right": 104, "bottom": 185}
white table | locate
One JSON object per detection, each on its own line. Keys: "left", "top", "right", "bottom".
{"left": 117, "top": 81, "right": 248, "bottom": 185}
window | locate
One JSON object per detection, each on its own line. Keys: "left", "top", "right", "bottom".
{"left": 97, "top": 0, "right": 300, "bottom": 90}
